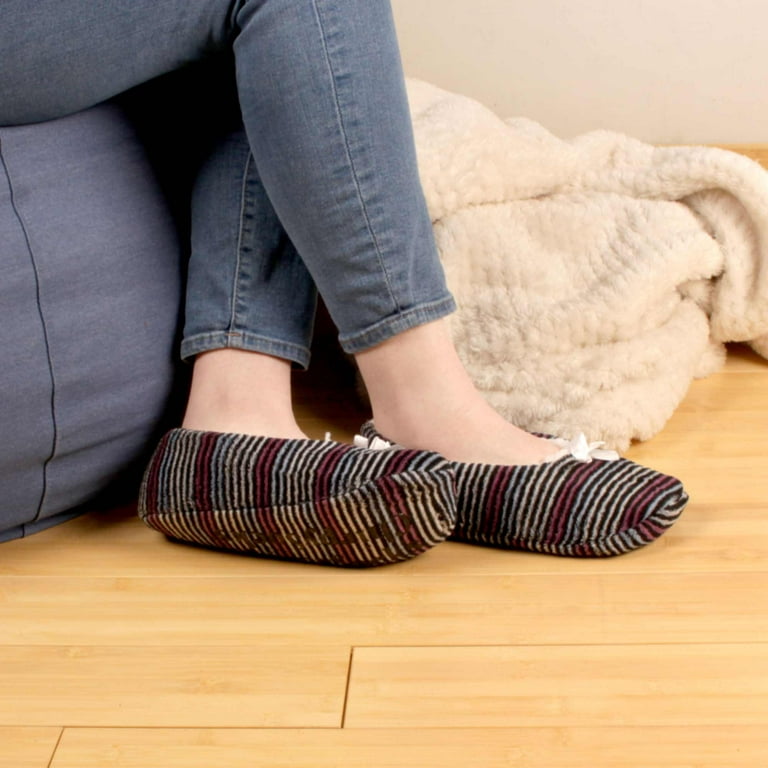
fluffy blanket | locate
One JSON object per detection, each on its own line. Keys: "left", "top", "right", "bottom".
{"left": 406, "top": 79, "right": 768, "bottom": 449}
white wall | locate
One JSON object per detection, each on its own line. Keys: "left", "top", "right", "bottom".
{"left": 391, "top": 0, "right": 767, "bottom": 144}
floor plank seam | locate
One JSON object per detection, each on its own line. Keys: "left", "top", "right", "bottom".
{"left": 337, "top": 722, "right": 768, "bottom": 731}
{"left": 45, "top": 727, "right": 64, "bottom": 768}
{"left": 340, "top": 647, "right": 355, "bottom": 729}
{"left": 40, "top": 724, "right": 768, "bottom": 730}
{"left": 345, "top": 640, "right": 768, "bottom": 649}
{"left": 40, "top": 725, "right": 352, "bottom": 732}
{"left": 6, "top": 566, "right": 767, "bottom": 578}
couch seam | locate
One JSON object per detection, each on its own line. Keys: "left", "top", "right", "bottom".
{"left": 0, "top": 136, "right": 58, "bottom": 525}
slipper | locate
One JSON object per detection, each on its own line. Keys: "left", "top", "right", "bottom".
{"left": 355, "top": 422, "right": 688, "bottom": 557}
{"left": 138, "top": 428, "right": 456, "bottom": 567}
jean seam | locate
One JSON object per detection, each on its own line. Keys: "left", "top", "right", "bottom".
{"left": 0, "top": 137, "right": 57, "bottom": 523}
{"left": 229, "top": 150, "right": 253, "bottom": 332}
{"left": 181, "top": 330, "right": 311, "bottom": 368}
{"left": 310, "top": 0, "right": 400, "bottom": 313}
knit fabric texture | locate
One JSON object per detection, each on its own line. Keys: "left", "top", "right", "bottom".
{"left": 138, "top": 429, "right": 457, "bottom": 567}
{"left": 358, "top": 421, "right": 687, "bottom": 557}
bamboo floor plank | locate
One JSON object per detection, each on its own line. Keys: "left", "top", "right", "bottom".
{"left": 0, "top": 646, "right": 348, "bottom": 728}
{"left": 0, "top": 727, "right": 62, "bottom": 768}
{"left": 48, "top": 726, "right": 768, "bottom": 768}
{"left": 344, "top": 644, "right": 768, "bottom": 728}
{"left": 626, "top": 369, "right": 768, "bottom": 502}
{"left": 2, "top": 571, "right": 765, "bottom": 648}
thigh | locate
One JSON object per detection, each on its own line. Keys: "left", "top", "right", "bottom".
{"left": 0, "top": 0, "right": 232, "bottom": 125}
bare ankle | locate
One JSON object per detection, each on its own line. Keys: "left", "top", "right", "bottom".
{"left": 182, "top": 348, "right": 306, "bottom": 439}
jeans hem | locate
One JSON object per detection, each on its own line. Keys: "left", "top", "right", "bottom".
{"left": 181, "top": 331, "right": 311, "bottom": 369}
{"left": 338, "top": 294, "right": 457, "bottom": 355}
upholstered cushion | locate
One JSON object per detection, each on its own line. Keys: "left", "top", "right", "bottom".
{"left": 0, "top": 102, "right": 182, "bottom": 541}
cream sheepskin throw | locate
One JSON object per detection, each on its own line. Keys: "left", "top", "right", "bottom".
{"left": 405, "top": 79, "right": 768, "bottom": 450}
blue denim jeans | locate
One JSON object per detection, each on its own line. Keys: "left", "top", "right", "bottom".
{"left": 0, "top": 0, "right": 455, "bottom": 367}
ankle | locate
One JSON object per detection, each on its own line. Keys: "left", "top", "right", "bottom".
{"left": 356, "top": 320, "right": 476, "bottom": 422}
{"left": 182, "top": 348, "right": 306, "bottom": 439}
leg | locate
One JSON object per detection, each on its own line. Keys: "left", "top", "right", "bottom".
{"left": 179, "top": 0, "right": 556, "bottom": 465}
{"left": 228, "top": 0, "right": 456, "bottom": 352}
{"left": 137, "top": 63, "right": 460, "bottom": 567}
{"left": 180, "top": 126, "right": 314, "bottom": 440}
{"left": 157, "top": 0, "right": 664, "bottom": 565}
{"left": 236, "top": 3, "right": 684, "bottom": 553}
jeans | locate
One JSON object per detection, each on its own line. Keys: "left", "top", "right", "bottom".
{"left": 0, "top": 0, "right": 455, "bottom": 367}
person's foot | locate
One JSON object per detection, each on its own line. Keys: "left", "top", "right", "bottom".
{"left": 369, "top": 391, "right": 559, "bottom": 466}
{"left": 354, "top": 319, "right": 688, "bottom": 557}
{"left": 357, "top": 421, "right": 689, "bottom": 557}
{"left": 139, "top": 428, "right": 457, "bottom": 567}
{"left": 355, "top": 319, "right": 559, "bottom": 466}
{"left": 159, "top": 348, "right": 460, "bottom": 566}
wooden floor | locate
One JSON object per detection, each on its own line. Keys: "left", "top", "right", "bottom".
{"left": 2, "top": 149, "right": 768, "bottom": 767}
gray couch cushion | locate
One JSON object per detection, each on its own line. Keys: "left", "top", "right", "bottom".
{"left": 0, "top": 102, "right": 182, "bottom": 541}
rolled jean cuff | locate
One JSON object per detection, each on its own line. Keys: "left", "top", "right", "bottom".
{"left": 180, "top": 331, "right": 311, "bottom": 369}
{"left": 338, "top": 294, "right": 457, "bottom": 355}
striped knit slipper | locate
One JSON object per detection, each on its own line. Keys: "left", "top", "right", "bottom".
{"left": 138, "top": 428, "right": 456, "bottom": 568}
{"left": 356, "top": 422, "right": 688, "bottom": 557}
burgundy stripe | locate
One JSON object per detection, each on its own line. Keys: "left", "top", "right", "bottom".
{"left": 194, "top": 433, "right": 225, "bottom": 545}
{"left": 619, "top": 475, "right": 678, "bottom": 531}
{"left": 382, "top": 448, "right": 422, "bottom": 477}
{"left": 483, "top": 465, "right": 516, "bottom": 540}
{"left": 314, "top": 443, "right": 347, "bottom": 499}
{"left": 193, "top": 433, "right": 216, "bottom": 511}
{"left": 543, "top": 461, "right": 603, "bottom": 545}
{"left": 254, "top": 437, "right": 284, "bottom": 510}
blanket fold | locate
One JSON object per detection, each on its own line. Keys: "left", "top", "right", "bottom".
{"left": 406, "top": 79, "right": 768, "bottom": 448}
